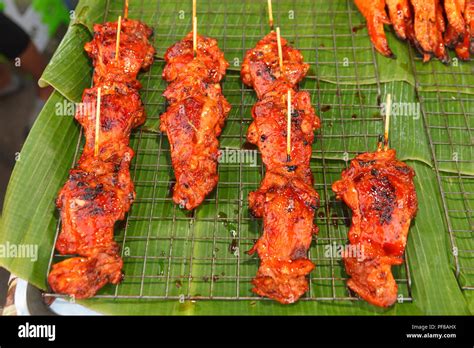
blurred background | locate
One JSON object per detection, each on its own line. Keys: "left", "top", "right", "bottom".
{"left": 0, "top": 0, "right": 77, "bottom": 313}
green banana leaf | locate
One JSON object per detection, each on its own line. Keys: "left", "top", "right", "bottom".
{"left": 0, "top": 0, "right": 473, "bottom": 315}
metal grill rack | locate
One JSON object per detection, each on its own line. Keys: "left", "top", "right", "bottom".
{"left": 49, "top": 0, "right": 474, "bottom": 303}
{"left": 409, "top": 50, "right": 474, "bottom": 290}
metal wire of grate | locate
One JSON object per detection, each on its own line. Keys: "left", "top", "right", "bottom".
{"left": 43, "top": 0, "right": 420, "bottom": 302}
{"left": 408, "top": 49, "right": 474, "bottom": 290}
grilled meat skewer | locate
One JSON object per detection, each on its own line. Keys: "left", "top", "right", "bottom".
{"left": 160, "top": 33, "right": 230, "bottom": 210}
{"left": 242, "top": 32, "right": 320, "bottom": 304}
{"left": 48, "top": 18, "right": 155, "bottom": 299}
{"left": 332, "top": 148, "right": 418, "bottom": 307}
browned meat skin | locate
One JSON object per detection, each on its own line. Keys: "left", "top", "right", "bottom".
{"left": 85, "top": 19, "right": 155, "bottom": 87}
{"left": 444, "top": 0, "right": 467, "bottom": 37}
{"left": 242, "top": 32, "right": 320, "bottom": 304}
{"left": 467, "top": 0, "right": 474, "bottom": 36}
{"left": 386, "top": 0, "right": 412, "bottom": 39}
{"left": 241, "top": 32, "right": 309, "bottom": 98}
{"left": 247, "top": 85, "right": 320, "bottom": 176}
{"left": 48, "top": 18, "right": 155, "bottom": 299}
{"left": 354, "top": 0, "right": 394, "bottom": 57}
{"left": 160, "top": 96, "right": 227, "bottom": 209}
{"left": 446, "top": 0, "right": 473, "bottom": 59}
{"left": 466, "top": 0, "right": 474, "bottom": 55}
{"left": 160, "top": 33, "right": 230, "bottom": 210}
{"left": 332, "top": 149, "right": 418, "bottom": 307}
{"left": 48, "top": 253, "right": 123, "bottom": 299}
{"left": 454, "top": 30, "right": 471, "bottom": 59}
{"left": 445, "top": 23, "right": 462, "bottom": 47}
{"left": 55, "top": 146, "right": 134, "bottom": 257}
{"left": 354, "top": 0, "right": 471, "bottom": 61}
{"left": 410, "top": 0, "right": 449, "bottom": 63}
{"left": 248, "top": 175, "right": 318, "bottom": 304}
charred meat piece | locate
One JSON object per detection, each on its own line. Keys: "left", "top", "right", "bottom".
{"left": 55, "top": 149, "right": 134, "bottom": 257}
{"left": 354, "top": 0, "right": 394, "bottom": 57}
{"left": 75, "top": 84, "right": 145, "bottom": 162}
{"left": 466, "top": 0, "right": 474, "bottom": 55}
{"left": 48, "top": 18, "right": 154, "bottom": 298}
{"left": 160, "top": 33, "right": 230, "bottom": 210}
{"left": 410, "top": 0, "right": 449, "bottom": 62}
{"left": 247, "top": 86, "right": 320, "bottom": 179}
{"left": 85, "top": 19, "right": 155, "bottom": 87}
{"left": 241, "top": 31, "right": 309, "bottom": 98}
{"left": 385, "top": 0, "right": 412, "bottom": 40}
{"left": 444, "top": 0, "right": 467, "bottom": 38}
{"left": 332, "top": 149, "right": 418, "bottom": 307}
{"left": 160, "top": 96, "right": 227, "bottom": 210}
{"left": 163, "top": 33, "right": 228, "bottom": 83}
{"left": 48, "top": 253, "right": 123, "bottom": 299}
{"left": 248, "top": 173, "right": 319, "bottom": 304}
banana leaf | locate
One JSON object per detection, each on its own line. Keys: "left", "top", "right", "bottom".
{"left": 0, "top": 0, "right": 473, "bottom": 315}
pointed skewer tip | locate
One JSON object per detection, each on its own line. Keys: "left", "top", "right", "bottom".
{"left": 267, "top": 0, "right": 274, "bottom": 31}
{"left": 276, "top": 27, "right": 283, "bottom": 72}
{"left": 124, "top": 0, "right": 129, "bottom": 19}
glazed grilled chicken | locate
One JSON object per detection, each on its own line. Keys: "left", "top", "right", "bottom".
{"left": 242, "top": 32, "right": 320, "bottom": 304}
{"left": 411, "top": 0, "right": 449, "bottom": 62}
{"left": 48, "top": 18, "right": 155, "bottom": 299}
{"left": 354, "top": 0, "right": 394, "bottom": 57}
{"left": 160, "top": 33, "right": 230, "bottom": 210}
{"left": 332, "top": 148, "right": 418, "bottom": 307}
{"left": 385, "top": 0, "right": 412, "bottom": 40}
{"left": 354, "top": 0, "right": 473, "bottom": 61}
{"left": 241, "top": 32, "right": 309, "bottom": 98}
{"left": 85, "top": 19, "right": 155, "bottom": 87}
{"left": 445, "top": 0, "right": 466, "bottom": 37}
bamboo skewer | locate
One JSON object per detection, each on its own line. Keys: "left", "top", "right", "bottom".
{"left": 94, "top": 87, "right": 102, "bottom": 157}
{"left": 287, "top": 89, "right": 292, "bottom": 161}
{"left": 267, "top": 0, "right": 274, "bottom": 31}
{"left": 377, "top": 94, "right": 392, "bottom": 152}
{"left": 193, "top": 16, "right": 197, "bottom": 57}
{"left": 276, "top": 27, "right": 283, "bottom": 72}
{"left": 384, "top": 94, "right": 391, "bottom": 151}
{"left": 192, "top": 0, "right": 197, "bottom": 57}
{"left": 115, "top": 16, "right": 122, "bottom": 61}
{"left": 124, "top": 0, "right": 129, "bottom": 19}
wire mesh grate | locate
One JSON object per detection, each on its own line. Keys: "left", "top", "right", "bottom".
{"left": 43, "top": 0, "right": 424, "bottom": 302}
{"left": 409, "top": 49, "right": 474, "bottom": 290}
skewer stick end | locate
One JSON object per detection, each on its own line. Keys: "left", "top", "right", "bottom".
{"left": 384, "top": 94, "right": 391, "bottom": 151}
{"left": 377, "top": 134, "right": 383, "bottom": 152}
{"left": 193, "top": 16, "right": 198, "bottom": 57}
{"left": 124, "top": 0, "right": 129, "bottom": 19}
{"left": 276, "top": 27, "right": 283, "bottom": 72}
{"left": 267, "top": 0, "right": 274, "bottom": 31}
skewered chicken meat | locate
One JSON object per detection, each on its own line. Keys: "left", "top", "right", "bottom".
{"left": 242, "top": 32, "right": 321, "bottom": 304}
{"left": 332, "top": 148, "right": 418, "bottom": 307}
{"left": 48, "top": 18, "right": 155, "bottom": 299}
{"left": 160, "top": 33, "right": 231, "bottom": 210}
